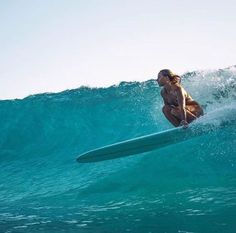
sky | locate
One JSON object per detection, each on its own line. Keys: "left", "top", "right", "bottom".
{"left": 0, "top": 0, "right": 236, "bottom": 100}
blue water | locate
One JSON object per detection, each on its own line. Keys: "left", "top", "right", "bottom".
{"left": 1, "top": 66, "right": 236, "bottom": 233}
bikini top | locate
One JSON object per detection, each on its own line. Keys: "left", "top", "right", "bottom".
{"left": 164, "top": 86, "right": 193, "bottom": 106}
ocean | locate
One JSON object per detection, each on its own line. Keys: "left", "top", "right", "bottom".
{"left": 0, "top": 66, "right": 236, "bottom": 233}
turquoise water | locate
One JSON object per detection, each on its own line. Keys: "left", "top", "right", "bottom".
{"left": 0, "top": 67, "right": 236, "bottom": 233}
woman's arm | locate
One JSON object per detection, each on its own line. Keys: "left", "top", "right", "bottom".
{"left": 175, "top": 86, "right": 198, "bottom": 127}
{"left": 175, "top": 86, "right": 187, "bottom": 122}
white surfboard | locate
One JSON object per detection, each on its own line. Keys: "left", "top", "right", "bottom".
{"left": 76, "top": 119, "right": 222, "bottom": 163}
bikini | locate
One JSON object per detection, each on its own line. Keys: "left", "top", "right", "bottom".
{"left": 164, "top": 87, "right": 193, "bottom": 107}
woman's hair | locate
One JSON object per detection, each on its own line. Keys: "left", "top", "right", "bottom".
{"left": 158, "top": 69, "right": 181, "bottom": 84}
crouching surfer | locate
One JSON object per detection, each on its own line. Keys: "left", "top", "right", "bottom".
{"left": 157, "top": 69, "right": 204, "bottom": 128}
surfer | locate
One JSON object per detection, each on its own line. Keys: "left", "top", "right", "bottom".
{"left": 157, "top": 69, "right": 203, "bottom": 128}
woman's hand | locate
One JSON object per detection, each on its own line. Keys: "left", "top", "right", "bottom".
{"left": 180, "top": 120, "right": 188, "bottom": 129}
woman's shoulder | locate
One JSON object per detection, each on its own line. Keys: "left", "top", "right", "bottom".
{"left": 173, "top": 84, "right": 193, "bottom": 99}
{"left": 172, "top": 84, "right": 190, "bottom": 97}
{"left": 171, "top": 83, "right": 182, "bottom": 91}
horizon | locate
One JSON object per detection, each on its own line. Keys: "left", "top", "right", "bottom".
{"left": 1, "top": 64, "right": 235, "bottom": 101}
{"left": 1, "top": 0, "right": 236, "bottom": 100}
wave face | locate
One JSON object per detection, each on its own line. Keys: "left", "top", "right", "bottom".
{"left": 0, "top": 66, "right": 236, "bottom": 233}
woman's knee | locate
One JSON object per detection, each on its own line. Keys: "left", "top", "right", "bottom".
{"left": 162, "top": 105, "right": 171, "bottom": 114}
{"left": 162, "top": 106, "right": 166, "bottom": 113}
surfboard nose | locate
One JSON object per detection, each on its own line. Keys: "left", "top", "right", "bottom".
{"left": 76, "top": 156, "right": 88, "bottom": 163}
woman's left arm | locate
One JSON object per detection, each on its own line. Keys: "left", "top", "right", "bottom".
{"left": 175, "top": 86, "right": 187, "bottom": 123}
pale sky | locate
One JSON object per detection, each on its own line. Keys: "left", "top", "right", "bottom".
{"left": 1, "top": 0, "right": 236, "bottom": 99}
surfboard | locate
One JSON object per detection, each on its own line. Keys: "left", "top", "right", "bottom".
{"left": 76, "top": 121, "right": 218, "bottom": 163}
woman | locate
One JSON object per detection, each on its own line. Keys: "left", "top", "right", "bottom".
{"left": 157, "top": 69, "right": 203, "bottom": 128}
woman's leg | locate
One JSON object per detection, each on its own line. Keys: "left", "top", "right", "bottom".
{"left": 185, "top": 104, "right": 204, "bottom": 118}
{"left": 162, "top": 105, "right": 181, "bottom": 127}
{"left": 170, "top": 104, "right": 203, "bottom": 124}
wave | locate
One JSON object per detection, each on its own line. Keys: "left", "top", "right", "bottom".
{"left": 0, "top": 66, "right": 236, "bottom": 233}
